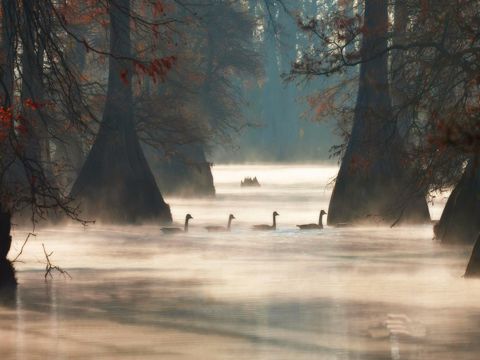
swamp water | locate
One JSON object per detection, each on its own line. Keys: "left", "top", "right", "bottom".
{"left": 1, "top": 164, "right": 479, "bottom": 359}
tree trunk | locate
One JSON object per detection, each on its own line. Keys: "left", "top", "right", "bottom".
{"left": 156, "top": 24, "right": 217, "bottom": 198}
{"left": 21, "top": 1, "right": 49, "bottom": 163}
{"left": 53, "top": 133, "right": 85, "bottom": 190}
{"left": 0, "top": 206, "right": 12, "bottom": 259}
{"left": 327, "top": 0, "right": 430, "bottom": 225}
{"left": 261, "top": 5, "right": 283, "bottom": 160}
{"left": 152, "top": 144, "right": 215, "bottom": 197}
{"left": 390, "top": 0, "right": 431, "bottom": 224}
{"left": 434, "top": 159, "right": 480, "bottom": 244}
{"left": 52, "top": 24, "right": 87, "bottom": 190}
{"left": 0, "top": 0, "right": 18, "bottom": 196}
{"left": 391, "top": 0, "right": 411, "bottom": 139}
{"left": 70, "top": 0, "right": 171, "bottom": 223}
{"left": 0, "top": 0, "right": 16, "bottom": 108}
{"left": 0, "top": 204, "right": 15, "bottom": 288}
{"left": 465, "top": 234, "right": 480, "bottom": 278}
{"left": 0, "top": 258, "right": 16, "bottom": 291}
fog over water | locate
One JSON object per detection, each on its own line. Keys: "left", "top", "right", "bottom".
{"left": 1, "top": 164, "right": 479, "bottom": 359}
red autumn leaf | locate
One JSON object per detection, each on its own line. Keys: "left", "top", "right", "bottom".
{"left": 24, "top": 98, "right": 42, "bottom": 110}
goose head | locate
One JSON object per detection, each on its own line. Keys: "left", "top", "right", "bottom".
{"left": 186, "top": 214, "right": 193, "bottom": 221}
{"left": 320, "top": 210, "right": 327, "bottom": 216}
{"left": 273, "top": 211, "right": 279, "bottom": 217}
{"left": 229, "top": 214, "right": 236, "bottom": 220}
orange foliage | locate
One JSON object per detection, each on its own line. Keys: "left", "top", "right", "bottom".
{"left": 57, "top": 0, "right": 107, "bottom": 27}
{"left": 133, "top": 56, "right": 176, "bottom": 83}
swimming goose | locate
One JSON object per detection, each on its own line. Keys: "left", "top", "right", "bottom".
{"left": 297, "top": 210, "right": 327, "bottom": 230}
{"left": 205, "top": 214, "right": 236, "bottom": 232}
{"left": 253, "top": 211, "right": 279, "bottom": 231}
{"left": 161, "top": 214, "right": 193, "bottom": 234}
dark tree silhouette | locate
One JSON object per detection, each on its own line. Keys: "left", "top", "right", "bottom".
{"left": 326, "top": 0, "right": 429, "bottom": 225}
{"left": 465, "top": 234, "right": 480, "bottom": 278}
{"left": 153, "top": 144, "right": 215, "bottom": 197}
{"left": 70, "top": 0, "right": 172, "bottom": 223}
{"left": 435, "top": 159, "right": 480, "bottom": 245}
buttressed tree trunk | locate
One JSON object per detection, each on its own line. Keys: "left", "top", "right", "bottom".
{"left": 0, "top": 206, "right": 12, "bottom": 260}
{"left": 153, "top": 144, "right": 215, "bottom": 197}
{"left": 390, "top": 0, "right": 431, "bottom": 223}
{"left": 0, "top": 205, "right": 15, "bottom": 288}
{"left": 71, "top": 0, "right": 172, "bottom": 223}
{"left": 434, "top": 159, "right": 480, "bottom": 244}
{"left": 465, "top": 234, "right": 480, "bottom": 278}
{"left": 53, "top": 24, "right": 87, "bottom": 190}
{"left": 327, "top": 0, "right": 430, "bottom": 225}
{"left": 154, "top": 24, "right": 215, "bottom": 198}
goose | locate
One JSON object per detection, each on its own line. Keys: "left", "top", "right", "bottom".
{"left": 297, "top": 210, "right": 327, "bottom": 230}
{"left": 161, "top": 214, "right": 193, "bottom": 234}
{"left": 205, "top": 214, "right": 236, "bottom": 232}
{"left": 253, "top": 211, "right": 279, "bottom": 231}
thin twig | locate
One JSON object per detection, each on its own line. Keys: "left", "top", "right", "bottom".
{"left": 42, "top": 243, "right": 72, "bottom": 280}
{"left": 12, "top": 232, "right": 36, "bottom": 263}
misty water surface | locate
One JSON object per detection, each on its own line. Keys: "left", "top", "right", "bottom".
{"left": 1, "top": 164, "right": 479, "bottom": 359}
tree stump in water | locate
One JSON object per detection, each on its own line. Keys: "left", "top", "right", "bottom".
{"left": 465, "top": 234, "right": 480, "bottom": 278}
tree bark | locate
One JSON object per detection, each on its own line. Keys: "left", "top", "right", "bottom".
{"left": 0, "top": 258, "right": 16, "bottom": 290}
{"left": 0, "top": 0, "right": 16, "bottom": 108}
{"left": 0, "top": 202, "right": 15, "bottom": 289}
{"left": 435, "top": 159, "right": 480, "bottom": 244}
{"left": 391, "top": 0, "right": 411, "bottom": 139}
{"left": 465, "top": 234, "right": 480, "bottom": 278}
{"left": 152, "top": 144, "right": 215, "bottom": 197}
{"left": 157, "top": 23, "right": 217, "bottom": 198}
{"left": 21, "top": 1, "right": 48, "bottom": 164}
{"left": 0, "top": 206, "right": 11, "bottom": 260}
{"left": 70, "top": 0, "right": 171, "bottom": 223}
{"left": 52, "top": 24, "right": 87, "bottom": 190}
{"left": 327, "top": 0, "right": 430, "bottom": 225}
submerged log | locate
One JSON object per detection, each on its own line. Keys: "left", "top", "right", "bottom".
{"left": 434, "top": 159, "right": 480, "bottom": 244}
